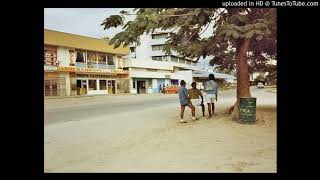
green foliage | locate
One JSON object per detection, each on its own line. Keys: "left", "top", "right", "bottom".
{"left": 101, "top": 8, "right": 277, "bottom": 72}
{"left": 101, "top": 15, "right": 124, "bottom": 30}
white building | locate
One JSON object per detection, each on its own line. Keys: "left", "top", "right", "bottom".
{"left": 124, "top": 31, "right": 204, "bottom": 94}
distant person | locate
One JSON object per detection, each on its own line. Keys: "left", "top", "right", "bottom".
{"left": 165, "top": 84, "right": 169, "bottom": 94}
{"left": 178, "top": 80, "right": 198, "bottom": 123}
{"left": 188, "top": 82, "right": 205, "bottom": 117}
{"left": 162, "top": 84, "right": 165, "bottom": 94}
{"left": 204, "top": 74, "right": 218, "bottom": 118}
{"left": 159, "top": 84, "right": 162, "bottom": 93}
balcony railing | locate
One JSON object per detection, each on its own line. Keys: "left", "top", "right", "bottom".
{"left": 98, "top": 63, "right": 108, "bottom": 69}
{"left": 76, "top": 62, "right": 87, "bottom": 68}
{"left": 75, "top": 62, "right": 116, "bottom": 69}
{"left": 87, "top": 62, "right": 98, "bottom": 69}
{"left": 106, "top": 65, "right": 116, "bottom": 69}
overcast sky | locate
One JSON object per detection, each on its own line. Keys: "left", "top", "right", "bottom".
{"left": 44, "top": 8, "right": 214, "bottom": 67}
{"left": 44, "top": 8, "right": 136, "bottom": 38}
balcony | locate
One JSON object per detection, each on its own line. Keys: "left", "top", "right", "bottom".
{"left": 106, "top": 65, "right": 116, "bottom": 69}
{"left": 98, "top": 63, "right": 107, "bottom": 69}
{"left": 76, "top": 62, "right": 87, "bottom": 68}
{"left": 148, "top": 38, "right": 169, "bottom": 46}
{"left": 75, "top": 62, "right": 117, "bottom": 69}
{"left": 87, "top": 62, "right": 98, "bottom": 69}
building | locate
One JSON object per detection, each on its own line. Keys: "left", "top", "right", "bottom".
{"left": 124, "top": 31, "right": 203, "bottom": 94}
{"left": 192, "top": 70, "right": 236, "bottom": 89}
{"left": 44, "top": 29, "right": 130, "bottom": 96}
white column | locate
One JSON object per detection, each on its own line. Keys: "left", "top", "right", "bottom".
{"left": 97, "top": 79, "right": 100, "bottom": 90}
{"left": 86, "top": 79, "right": 89, "bottom": 93}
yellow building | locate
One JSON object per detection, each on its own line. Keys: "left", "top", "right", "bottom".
{"left": 44, "top": 29, "right": 130, "bottom": 96}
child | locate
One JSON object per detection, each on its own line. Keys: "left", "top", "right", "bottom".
{"left": 188, "top": 82, "right": 205, "bottom": 117}
{"left": 178, "top": 80, "right": 197, "bottom": 123}
{"left": 204, "top": 74, "right": 218, "bottom": 118}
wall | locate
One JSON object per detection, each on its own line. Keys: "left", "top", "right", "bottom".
{"left": 57, "top": 47, "right": 70, "bottom": 67}
{"left": 130, "top": 78, "right": 137, "bottom": 94}
{"left": 152, "top": 79, "right": 158, "bottom": 93}
{"left": 171, "top": 70, "right": 193, "bottom": 89}
{"left": 59, "top": 72, "right": 71, "bottom": 96}
{"left": 129, "top": 71, "right": 171, "bottom": 79}
{"left": 117, "top": 79, "right": 130, "bottom": 93}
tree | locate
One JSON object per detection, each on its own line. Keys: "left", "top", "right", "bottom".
{"left": 101, "top": 8, "right": 277, "bottom": 121}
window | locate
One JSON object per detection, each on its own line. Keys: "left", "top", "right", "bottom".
{"left": 87, "top": 51, "right": 97, "bottom": 63}
{"left": 76, "top": 50, "right": 86, "bottom": 63}
{"left": 192, "top": 62, "right": 197, "bottom": 66}
{"left": 147, "top": 68, "right": 157, "bottom": 72}
{"left": 97, "top": 53, "right": 106, "bottom": 64}
{"left": 162, "top": 56, "right": 170, "bottom": 61}
{"left": 89, "top": 80, "right": 97, "bottom": 90}
{"left": 152, "top": 33, "right": 170, "bottom": 39}
{"left": 179, "top": 57, "right": 186, "bottom": 64}
{"left": 152, "top": 56, "right": 162, "bottom": 61}
{"left": 99, "top": 80, "right": 107, "bottom": 90}
{"left": 148, "top": 79, "right": 152, "bottom": 88}
{"left": 152, "top": 45, "right": 164, "bottom": 51}
{"left": 107, "top": 54, "right": 115, "bottom": 65}
{"left": 171, "top": 56, "right": 178, "bottom": 62}
{"left": 130, "top": 47, "right": 136, "bottom": 52}
{"left": 186, "top": 60, "right": 191, "bottom": 65}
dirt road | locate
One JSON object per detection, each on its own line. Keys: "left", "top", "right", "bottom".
{"left": 44, "top": 87, "right": 276, "bottom": 172}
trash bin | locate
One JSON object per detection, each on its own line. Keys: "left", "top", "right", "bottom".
{"left": 239, "top": 97, "right": 256, "bottom": 124}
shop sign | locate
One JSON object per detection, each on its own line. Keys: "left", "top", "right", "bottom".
{"left": 57, "top": 66, "right": 128, "bottom": 74}
{"left": 58, "top": 66, "right": 76, "bottom": 72}
{"left": 44, "top": 65, "right": 58, "bottom": 72}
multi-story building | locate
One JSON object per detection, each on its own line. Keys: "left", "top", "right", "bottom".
{"left": 44, "top": 29, "right": 130, "bottom": 96}
{"left": 124, "top": 31, "right": 203, "bottom": 94}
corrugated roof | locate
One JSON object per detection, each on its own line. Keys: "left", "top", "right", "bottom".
{"left": 44, "top": 29, "right": 129, "bottom": 55}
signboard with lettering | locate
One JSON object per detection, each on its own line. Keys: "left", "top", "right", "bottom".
{"left": 55, "top": 66, "right": 128, "bottom": 74}
{"left": 44, "top": 66, "right": 58, "bottom": 72}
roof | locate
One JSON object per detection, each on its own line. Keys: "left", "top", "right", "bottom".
{"left": 44, "top": 29, "right": 129, "bottom": 55}
{"left": 192, "top": 70, "right": 236, "bottom": 80}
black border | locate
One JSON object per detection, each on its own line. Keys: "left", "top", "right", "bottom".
{"left": 8, "top": 0, "right": 319, "bottom": 177}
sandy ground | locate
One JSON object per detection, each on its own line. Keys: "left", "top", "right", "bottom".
{"left": 44, "top": 87, "right": 276, "bottom": 173}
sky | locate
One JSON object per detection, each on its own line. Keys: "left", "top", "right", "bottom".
{"left": 44, "top": 8, "right": 214, "bottom": 68}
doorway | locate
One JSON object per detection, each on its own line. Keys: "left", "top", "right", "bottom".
{"left": 77, "top": 80, "right": 87, "bottom": 95}
{"left": 137, "top": 80, "right": 146, "bottom": 94}
{"left": 108, "top": 80, "right": 116, "bottom": 94}
{"left": 44, "top": 79, "right": 58, "bottom": 96}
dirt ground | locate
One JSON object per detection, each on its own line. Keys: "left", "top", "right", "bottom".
{"left": 44, "top": 87, "right": 276, "bottom": 172}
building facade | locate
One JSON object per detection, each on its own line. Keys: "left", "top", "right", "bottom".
{"left": 44, "top": 29, "right": 130, "bottom": 96}
{"left": 124, "top": 31, "right": 203, "bottom": 94}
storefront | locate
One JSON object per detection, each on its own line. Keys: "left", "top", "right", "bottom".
{"left": 75, "top": 74, "right": 118, "bottom": 95}
{"left": 44, "top": 65, "right": 129, "bottom": 96}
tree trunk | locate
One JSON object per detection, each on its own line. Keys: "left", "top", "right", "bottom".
{"left": 231, "top": 38, "right": 251, "bottom": 121}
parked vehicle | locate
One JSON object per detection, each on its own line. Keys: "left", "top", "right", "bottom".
{"left": 257, "top": 82, "right": 264, "bottom": 88}
{"left": 165, "top": 86, "right": 180, "bottom": 93}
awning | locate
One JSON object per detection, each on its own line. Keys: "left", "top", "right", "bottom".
{"left": 192, "top": 70, "right": 236, "bottom": 80}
